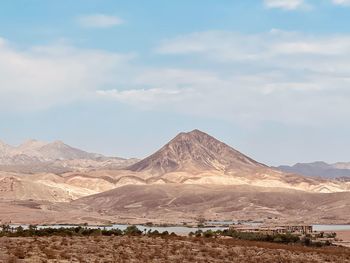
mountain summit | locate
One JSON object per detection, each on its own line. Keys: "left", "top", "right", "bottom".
{"left": 128, "top": 129, "right": 266, "bottom": 174}
{"left": 0, "top": 139, "right": 137, "bottom": 173}
{"left": 3, "top": 139, "right": 102, "bottom": 162}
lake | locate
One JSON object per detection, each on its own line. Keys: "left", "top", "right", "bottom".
{"left": 312, "top": 225, "right": 350, "bottom": 231}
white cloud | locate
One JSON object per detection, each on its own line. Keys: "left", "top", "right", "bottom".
{"left": 99, "top": 68, "right": 350, "bottom": 125}
{"left": 157, "top": 30, "right": 350, "bottom": 64}
{"left": 0, "top": 37, "right": 134, "bottom": 110}
{"left": 332, "top": 0, "right": 350, "bottom": 5}
{"left": 263, "top": 0, "right": 306, "bottom": 10}
{"left": 97, "top": 88, "right": 183, "bottom": 109}
{"left": 3, "top": 29, "right": 350, "bottom": 127}
{"left": 97, "top": 30, "right": 350, "bottom": 126}
{"left": 77, "top": 14, "right": 124, "bottom": 28}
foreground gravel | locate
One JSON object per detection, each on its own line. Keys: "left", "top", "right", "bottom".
{"left": 0, "top": 235, "right": 349, "bottom": 263}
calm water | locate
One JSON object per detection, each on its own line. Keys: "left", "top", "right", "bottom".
{"left": 8, "top": 224, "right": 350, "bottom": 234}
{"left": 312, "top": 225, "right": 350, "bottom": 231}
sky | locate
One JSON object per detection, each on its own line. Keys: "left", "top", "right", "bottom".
{"left": 1, "top": 0, "right": 350, "bottom": 165}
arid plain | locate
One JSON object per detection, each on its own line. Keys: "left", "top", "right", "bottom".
{"left": 1, "top": 235, "right": 350, "bottom": 263}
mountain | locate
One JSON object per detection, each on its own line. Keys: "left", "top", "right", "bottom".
{"left": 1, "top": 130, "right": 348, "bottom": 202}
{"left": 9, "top": 139, "right": 102, "bottom": 162}
{"left": 0, "top": 172, "right": 97, "bottom": 202}
{"left": 277, "top": 161, "right": 350, "bottom": 179}
{"left": 128, "top": 129, "right": 266, "bottom": 175}
{"left": 125, "top": 130, "right": 349, "bottom": 193}
{"left": 1, "top": 129, "right": 350, "bottom": 225}
{"left": 0, "top": 141, "right": 13, "bottom": 157}
{"left": 334, "top": 162, "right": 350, "bottom": 169}
{"left": 0, "top": 139, "right": 138, "bottom": 173}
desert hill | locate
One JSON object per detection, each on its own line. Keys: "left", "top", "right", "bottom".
{"left": 0, "top": 139, "right": 138, "bottom": 173}
{"left": 277, "top": 161, "right": 350, "bottom": 179}
{"left": 128, "top": 129, "right": 266, "bottom": 174}
{"left": 0, "top": 172, "right": 96, "bottom": 202}
{"left": 1, "top": 139, "right": 101, "bottom": 162}
{"left": 125, "top": 130, "right": 349, "bottom": 193}
{"left": 73, "top": 184, "right": 350, "bottom": 224}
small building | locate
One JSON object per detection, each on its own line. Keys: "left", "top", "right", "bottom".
{"left": 230, "top": 225, "right": 313, "bottom": 235}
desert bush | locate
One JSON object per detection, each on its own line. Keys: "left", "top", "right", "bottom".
{"left": 7, "top": 255, "right": 18, "bottom": 263}
{"left": 12, "top": 247, "right": 26, "bottom": 259}
{"left": 124, "top": 225, "right": 142, "bottom": 236}
{"left": 221, "top": 229, "right": 301, "bottom": 244}
{"left": 203, "top": 230, "right": 215, "bottom": 238}
{"left": 195, "top": 230, "right": 203, "bottom": 237}
{"left": 43, "top": 248, "right": 57, "bottom": 259}
{"left": 60, "top": 250, "right": 71, "bottom": 260}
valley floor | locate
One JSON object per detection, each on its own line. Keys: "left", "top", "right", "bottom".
{"left": 0, "top": 236, "right": 349, "bottom": 263}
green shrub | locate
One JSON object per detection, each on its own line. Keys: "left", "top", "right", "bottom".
{"left": 124, "top": 225, "right": 142, "bottom": 236}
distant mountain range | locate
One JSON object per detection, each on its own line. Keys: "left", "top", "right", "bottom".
{"left": 0, "top": 139, "right": 138, "bottom": 173}
{"left": 70, "top": 130, "right": 350, "bottom": 224}
{"left": 0, "top": 130, "right": 349, "bottom": 225}
{"left": 0, "top": 139, "right": 103, "bottom": 162}
{"left": 276, "top": 161, "right": 350, "bottom": 179}
{"left": 1, "top": 134, "right": 349, "bottom": 180}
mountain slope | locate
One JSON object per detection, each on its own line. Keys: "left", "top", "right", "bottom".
{"left": 0, "top": 130, "right": 349, "bottom": 206}
{"left": 128, "top": 129, "right": 266, "bottom": 175}
{"left": 0, "top": 172, "right": 97, "bottom": 202}
{"left": 0, "top": 141, "right": 13, "bottom": 157}
{"left": 0, "top": 139, "right": 137, "bottom": 173}
{"left": 73, "top": 184, "right": 350, "bottom": 224}
{"left": 125, "top": 130, "right": 349, "bottom": 193}
{"left": 9, "top": 139, "right": 102, "bottom": 162}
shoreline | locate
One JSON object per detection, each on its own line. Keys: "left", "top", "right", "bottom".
{"left": 332, "top": 230, "right": 350, "bottom": 247}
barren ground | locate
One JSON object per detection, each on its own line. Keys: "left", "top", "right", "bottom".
{"left": 0, "top": 236, "right": 349, "bottom": 263}
{"left": 333, "top": 230, "right": 350, "bottom": 247}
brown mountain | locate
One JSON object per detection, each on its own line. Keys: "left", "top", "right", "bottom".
{"left": 0, "top": 139, "right": 138, "bottom": 174}
{"left": 1, "top": 130, "right": 350, "bottom": 224}
{"left": 277, "top": 161, "right": 350, "bottom": 179}
{"left": 9, "top": 139, "right": 103, "bottom": 162}
{"left": 128, "top": 129, "right": 266, "bottom": 175}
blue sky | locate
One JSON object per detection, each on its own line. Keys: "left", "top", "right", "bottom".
{"left": 1, "top": 0, "right": 350, "bottom": 165}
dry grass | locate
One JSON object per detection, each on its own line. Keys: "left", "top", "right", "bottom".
{"left": 0, "top": 236, "right": 349, "bottom": 262}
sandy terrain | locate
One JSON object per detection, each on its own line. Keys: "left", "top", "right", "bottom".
{"left": 1, "top": 183, "right": 350, "bottom": 226}
{"left": 73, "top": 184, "right": 350, "bottom": 225}
{"left": 337, "top": 230, "right": 350, "bottom": 241}
{"left": 333, "top": 230, "right": 350, "bottom": 247}
{"left": 0, "top": 236, "right": 349, "bottom": 263}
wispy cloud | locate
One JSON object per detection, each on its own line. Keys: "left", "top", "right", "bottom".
{"left": 77, "top": 14, "right": 124, "bottom": 28}
{"left": 156, "top": 30, "right": 350, "bottom": 60}
{"left": 263, "top": 0, "right": 307, "bottom": 10}
{"left": 3, "top": 29, "right": 350, "bottom": 127}
{"left": 0, "top": 37, "right": 133, "bottom": 110}
{"left": 99, "top": 29, "right": 350, "bottom": 125}
{"left": 332, "top": 0, "right": 350, "bottom": 5}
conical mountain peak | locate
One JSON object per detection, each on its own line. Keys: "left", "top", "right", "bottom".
{"left": 169, "top": 129, "right": 210, "bottom": 144}
{"left": 128, "top": 130, "right": 266, "bottom": 174}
